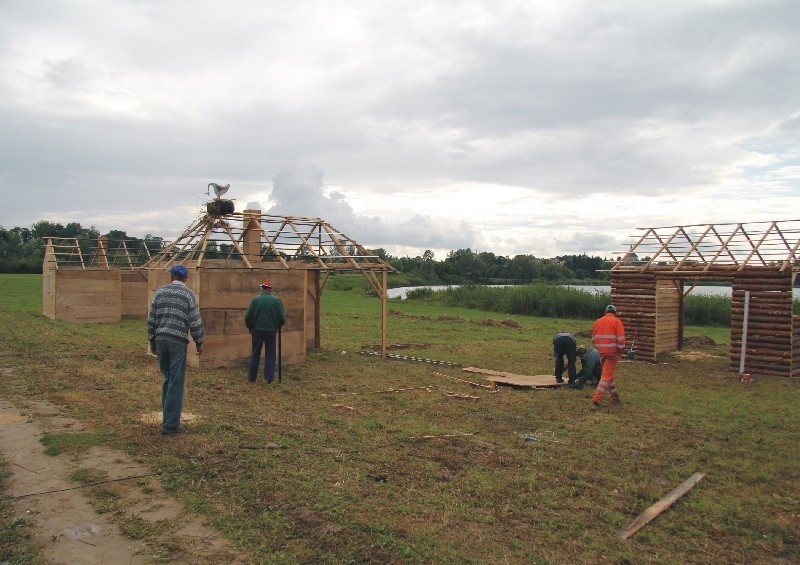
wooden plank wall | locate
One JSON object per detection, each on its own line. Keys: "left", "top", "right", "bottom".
{"left": 120, "top": 270, "right": 149, "bottom": 317}
{"left": 146, "top": 265, "right": 309, "bottom": 370}
{"left": 729, "top": 271, "right": 794, "bottom": 378}
{"left": 52, "top": 270, "right": 121, "bottom": 323}
{"left": 305, "top": 270, "right": 319, "bottom": 350}
{"left": 610, "top": 271, "right": 657, "bottom": 361}
{"left": 655, "top": 279, "right": 681, "bottom": 356}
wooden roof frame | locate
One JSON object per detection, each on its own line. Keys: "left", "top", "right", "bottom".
{"left": 45, "top": 209, "right": 397, "bottom": 360}
{"left": 612, "top": 219, "right": 800, "bottom": 274}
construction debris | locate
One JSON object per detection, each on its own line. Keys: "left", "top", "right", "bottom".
{"left": 515, "top": 431, "right": 561, "bottom": 444}
{"left": 407, "top": 432, "right": 474, "bottom": 441}
{"left": 360, "top": 350, "right": 461, "bottom": 367}
{"left": 463, "top": 367, "right": 566, "bottom": 389}
{"left": 441, "top": 390, "right": 480, "bottom": 401}
{"left": 432, "top": 371, "right": 496, "bottom": 390}
{"left": 618, "top": 472, "right": 706, "bottom": 540}
{"left": 361, "top": 342, "right": 431, "bottom": 350}
{"left": 322, "top": 385, "right": 439, "bottom": 397}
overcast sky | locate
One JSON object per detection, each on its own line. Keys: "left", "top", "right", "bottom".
{"left": 1, "top": 0, "right": 798, "bottom": 260}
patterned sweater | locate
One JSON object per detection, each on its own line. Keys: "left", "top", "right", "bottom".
{"left": 147, "top": 281, "right": 205, "bottom": 347}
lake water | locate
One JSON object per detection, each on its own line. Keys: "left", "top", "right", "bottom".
{"left": 387, "top": 284, "right": 800, "bottom": 300}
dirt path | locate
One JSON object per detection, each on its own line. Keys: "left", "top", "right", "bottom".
{"left": 0, "top": 399, "right": 249, "bottom": 564}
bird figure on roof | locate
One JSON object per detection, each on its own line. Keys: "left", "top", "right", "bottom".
{"left": 208, "top": 182, "right": 230, "bottom": 198}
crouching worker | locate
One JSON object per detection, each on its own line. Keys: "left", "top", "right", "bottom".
{"left": 575, "top": 345, "right": 602, "bottom": 388}
{"left": 552, "top": 331, "right": 577, "bottom": 387}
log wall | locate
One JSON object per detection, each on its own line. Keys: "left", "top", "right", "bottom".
{"left": 610, "top": 271, "right": 657, "bottom": 360}
{"left": 655, "top": 279, "right": 681, "bottom": 356}
{"left": 612, "top": 267, "right": 798, "bottom": 378}
{"left": 729, "top": 271, "right": 795, "bottom": 377}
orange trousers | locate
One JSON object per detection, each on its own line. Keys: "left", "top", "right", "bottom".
{"left": 592, "top": 353, "right": 621, "bottom": 405}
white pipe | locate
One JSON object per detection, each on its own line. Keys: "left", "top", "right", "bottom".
{"left": 739, "top": 290, "right": 750, "bottom": 376}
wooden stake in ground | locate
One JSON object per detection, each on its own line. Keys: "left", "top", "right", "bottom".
{"left": 618, "top": 472, "right": 705, "bottom": 540}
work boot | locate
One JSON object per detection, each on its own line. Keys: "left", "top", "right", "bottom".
{"left": 555, "top": 377, "right": 564, "bottom": 384}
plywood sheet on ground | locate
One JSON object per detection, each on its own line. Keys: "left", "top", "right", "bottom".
{"left": 462, "top": 367, "right": 565, "bottom": 388}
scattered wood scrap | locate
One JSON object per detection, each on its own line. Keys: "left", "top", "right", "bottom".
{"left": 322, "top": 385, "right": 439, "bottom": 397}
{"left": 374, "top": 385, "right": 437, "bottom": 394}
{"left": 441, "top": 390, "right": 480, "bottom": 401}
{"left": 361, "top": 343, "right": 431, "bottom": 350}
{"left": 432, "top": 371, "right": 495, "bottom": 390}
{"left": 618, "top": 472, "right": 705, "bottom": 540}
{"left": 360, "top": 351, "right": 461, "bottom": 367}
{"left": 331, "top": 404, "right": 356, "bottom": 410}
{"left": 407, "top": 432, "right": 474, "bottom": 441}
{"left": 462, "top": 367, "right": 565, "bottom": 389}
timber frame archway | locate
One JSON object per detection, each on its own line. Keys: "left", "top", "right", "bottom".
{"left": 609, "top": 220, "right": 800, "bottom": 378}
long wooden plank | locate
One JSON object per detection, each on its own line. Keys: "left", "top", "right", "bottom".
{"left": 618, "top": 472, "right": 705, "bottom": 540}
{"left": 462, "top": 367, "right": 564, "bottom": 388}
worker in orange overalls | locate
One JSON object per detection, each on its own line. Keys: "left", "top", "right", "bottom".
{"left": 591, "top": 304, "right": 626, "bottom": 407}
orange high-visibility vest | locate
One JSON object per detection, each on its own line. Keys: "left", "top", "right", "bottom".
{"left": 592, "top": 313, "right": 626, "bottom": 356}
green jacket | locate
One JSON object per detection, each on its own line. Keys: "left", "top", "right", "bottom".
{"left": 245, "top": 292, "right": 286, "bottom": 332}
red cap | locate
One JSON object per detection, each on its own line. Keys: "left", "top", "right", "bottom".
{"left": 260, "top": 280, "right": 272, "bottom": 288}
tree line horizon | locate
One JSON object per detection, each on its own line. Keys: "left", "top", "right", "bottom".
{"left": 0, "top": 220, "right": 613, "bottom": 285}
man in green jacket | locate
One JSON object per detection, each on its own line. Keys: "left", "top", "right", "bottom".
{"left": 245, "top": 280, "right": 286, "bottom": 383}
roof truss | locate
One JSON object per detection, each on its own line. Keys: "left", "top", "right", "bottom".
{"left": 614, "top": 219, "right": 800, "bottom": 272}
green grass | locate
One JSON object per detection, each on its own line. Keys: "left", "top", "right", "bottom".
{"left": 0, "top": 274, "right": 798, "bottom": 563}
{"left": 40, "top": 431, "right": 110, "bottom": 456}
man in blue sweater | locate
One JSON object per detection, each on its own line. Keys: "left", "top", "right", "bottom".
{"left": 575, "top": 345, "right": 602, "bottom": 388}
{"left": 245, "top": 280, "right": 286, "bottom": 383}
{"left": 147, "top": 264, "right": 205, "bottom": 435}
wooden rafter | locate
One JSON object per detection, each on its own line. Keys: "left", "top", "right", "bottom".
{"left": 613, "top": 220, "right": 800, "bottom": 273}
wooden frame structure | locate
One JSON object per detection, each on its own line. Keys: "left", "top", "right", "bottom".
{"left": 43, "top": 207, "right": 396, "bottom": 367}
{"left": 610, "top": 220, "right": 800, "bottom": 377}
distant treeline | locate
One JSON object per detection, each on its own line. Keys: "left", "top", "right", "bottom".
{"left": 0, "top": 221, "right": 612, "bottom": 284}
{"left": 0, "top": 221, "right": 163, "bottom": 273}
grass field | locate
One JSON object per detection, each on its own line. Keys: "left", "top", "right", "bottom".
{"left": 0, "top": 273, "right": 798, "bottom": 563}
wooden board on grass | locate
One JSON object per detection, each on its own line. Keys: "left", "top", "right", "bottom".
{"left": 462, "top": 367, "right": 566, "bottom": 389}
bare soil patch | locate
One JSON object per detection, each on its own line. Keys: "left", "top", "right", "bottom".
{"left": 0, "top": 398, "right": 249, "bottom": 564}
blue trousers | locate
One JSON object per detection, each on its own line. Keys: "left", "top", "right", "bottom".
{"left": 156, "top": 339, "right": 188, "bottom": 431}
{"left": 248, "top": 330, "right": 277, "bottom": 382}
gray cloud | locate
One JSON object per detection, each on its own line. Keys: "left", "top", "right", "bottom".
{"left": 0, "top": 0, "right": 798, "bottom": 259}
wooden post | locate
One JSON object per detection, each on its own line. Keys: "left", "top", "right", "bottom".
{"left": 314, "top": 270, "right": 321, "bottom": 349}
{"left": 381, "top": 269, "right": 388, "bottom": 361}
